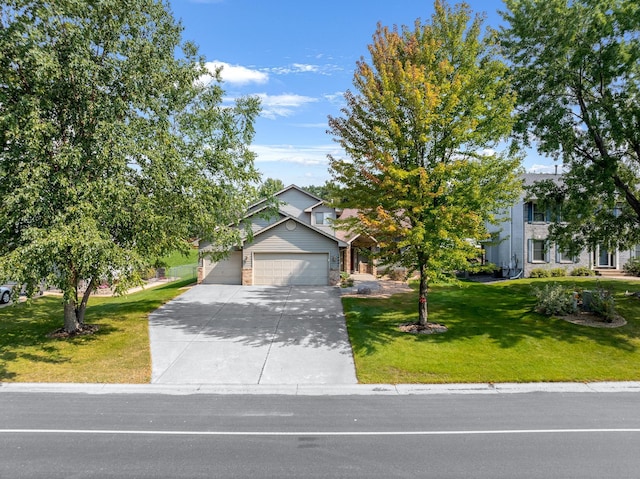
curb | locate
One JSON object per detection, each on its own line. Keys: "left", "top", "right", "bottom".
{"left": 2, "top": 381, "right": 640, "bottom": 396}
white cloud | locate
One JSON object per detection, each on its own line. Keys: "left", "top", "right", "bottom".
{"left": 324, "top": 92, "right": 345, "bottom": 105}
{"left": 250, "top": 144, "right": 343, "bottom": 166}
{"left": 528, "top": 163, "right": 559, "bottom": 174}
{"left": 268, "top": 64, "right": 319, "bottom": 75}
{"left": 256, "top": 93, "right": 318, "bottom": 119}
{"left": 202, "top": 61, "right": 268, "bottom": 86}
{"left": 478, "top": 148, "right": 496, "bottom": 156}
{"left": 267, "top": 63, "right": 341, "bottom": 76}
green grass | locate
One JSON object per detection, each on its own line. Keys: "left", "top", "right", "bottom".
{"left": 344, "top": 277, "right": 640, "bottom": 384}
{"left": 0, "top": 279, "right": 193, "bottom": 383}
{"left": 160, "top": 249, "right": 198, "bottom": 268}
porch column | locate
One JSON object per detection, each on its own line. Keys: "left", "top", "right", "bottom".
{"left": 345, "top": 246, "right": 352, "bottom": 274}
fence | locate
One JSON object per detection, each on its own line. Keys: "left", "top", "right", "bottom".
{"left": 165, "top": 263, "right": 198, "bottom": 281}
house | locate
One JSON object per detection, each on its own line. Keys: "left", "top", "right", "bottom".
{"left": 484, "top": 173, "right": 637, "bottom": 278}
{"left": 334, "top": 208, "right": 378, "bottom": 276}
{"left": 198, "top": 185, "right": 349, "bottom": 286}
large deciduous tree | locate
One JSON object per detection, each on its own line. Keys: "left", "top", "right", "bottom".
{"left": 328, "top": 0, "right": 522, "bottom": 328}
{"left": 500, "top": 0, "right": 640, "bottom": 254}
{"left": 0, "top": 0, "right": 261, "bottom": 333}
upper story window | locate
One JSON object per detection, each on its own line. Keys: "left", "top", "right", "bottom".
{"left": 527, "top": 201, "right": 550, "bottom": 223}
{"left": 613, "top": 204, "right": 623, "bottom": 217}
{"left": 315, "top": 212, "right": 333, "bottom": 225}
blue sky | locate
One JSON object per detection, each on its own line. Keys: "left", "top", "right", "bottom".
{"left": 169, "top": 0, "right": 555, "bottom": 187}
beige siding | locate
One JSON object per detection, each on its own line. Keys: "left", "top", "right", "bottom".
{"left": 249, "top": 213, "right": 283, "bottom": 233}
{"left": 202, "top": 250, "right": 242, "bottom": 284}
{"left": 244, "top": 222, "right": 339, "bottom": 270}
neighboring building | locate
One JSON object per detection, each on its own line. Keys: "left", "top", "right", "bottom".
{"left": 485, "top": 173, "right": 636, "bottom": 278}
{"left": 198, "top": 185, "right": 347, "bottom": 286}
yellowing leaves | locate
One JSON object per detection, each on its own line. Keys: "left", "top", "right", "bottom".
{"left": 328, "top": 0, "right": 522, "bottom": 302}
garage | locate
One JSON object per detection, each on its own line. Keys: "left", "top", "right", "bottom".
{"left": 202, "top": 250, "right": 242, "bottom": 284}
{"left": 253, "top": 253, "right": 329, "bottom": 286}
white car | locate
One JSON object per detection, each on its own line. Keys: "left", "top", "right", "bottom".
{"left": 0, "top": 286, "right": 11, "bottom": 304}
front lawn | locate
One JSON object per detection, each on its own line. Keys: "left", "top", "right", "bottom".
{"left": 0, "top": 279, "right": 193, "bottom": 383}
{"left": 344, "top": 277, "right": 640, "bottom": 384}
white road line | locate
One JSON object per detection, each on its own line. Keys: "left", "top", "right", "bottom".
{"left": 1, "top": 429, "right": 640, "bottom": 436}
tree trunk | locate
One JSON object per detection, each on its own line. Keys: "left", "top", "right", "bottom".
{"left": 76, "top": 278, "right": 96, "bottom": 325}
{"left": 63, "top": 277, "right": 94, "bottom": 333}
{"left": 418, "top": 260, "right": 428, "bottom": 327}
{"left": 63, "top": 301, "right": 80, "bottom": 333}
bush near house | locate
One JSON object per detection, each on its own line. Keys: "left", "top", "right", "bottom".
{"left": 549, "top": 267, "right": 567, "bottom": 277}
{"left": 571, "top": 267, "right": 595, "bottom": 276}
{"left": 623, "top": 257, "right": 640, "bottom": 277}
{"left": 531, "top": 268, "right": 567, "bottom": 278}
{"left": 529, "top": 268, "right": 552, "bottom": 278}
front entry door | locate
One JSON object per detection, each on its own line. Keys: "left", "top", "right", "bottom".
{"left": 596, "top": 247, "right": 615, "bottom": 268}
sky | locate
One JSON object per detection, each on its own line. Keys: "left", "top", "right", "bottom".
{"left": 168, "top": 0, "right": 556, "bottom": 188}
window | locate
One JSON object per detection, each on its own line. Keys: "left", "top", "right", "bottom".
{"left": 613, "top": 203, "right": 623, "bottom": 218}
{"left": 315, "top": 212, "right": 332, "bottom": 225}
{"left": 556, "top": 248, "right": 575, "bottom": 263}
{"left": 528, "top": 239, "right": 549, "bottom": 263}
{"left": 527, "top": 202, "right": 548, "bottom": 222}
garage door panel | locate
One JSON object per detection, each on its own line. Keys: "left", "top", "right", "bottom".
{"left": 203, "top": 251, "right": 242, "bottom": 284}
{"left": 254, "top": 253, "right": 328, "bottom": 286}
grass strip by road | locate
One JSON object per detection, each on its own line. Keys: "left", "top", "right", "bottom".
{"left": 0, "top": 279, "right": 193, "bottom": 383}
{"left": 344, "top": 277, "right": 640, "bottom": 384}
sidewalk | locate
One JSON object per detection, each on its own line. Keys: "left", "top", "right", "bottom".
{"left": 2, "top": 381, "right": 640, "bottom": 395}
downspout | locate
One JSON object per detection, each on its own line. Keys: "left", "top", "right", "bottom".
{"left": 510, "top": 205, "right": 513, "bottom": 270}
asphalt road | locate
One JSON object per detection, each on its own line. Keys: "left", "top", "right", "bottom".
{"left": 1, "top": 391, "right": 639, "bottom": 478}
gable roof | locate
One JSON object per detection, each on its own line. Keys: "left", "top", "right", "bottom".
{"left": 304, "top": 201, "right": 325, "bottom": 212}
{"left": 523, "top": 173, "right": 564, "bottom": 187}
{"left": 249, "top": 213, "right": 347, "bottom": 247}
{"left": 247, "top": 184, "right": 324, "bottom": 211}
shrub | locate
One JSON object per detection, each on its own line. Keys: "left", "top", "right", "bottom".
{"left": 340, "top": 273, "right": 354, "bottom": 288}
{"left": 549, "top": 267, "right": 567, "bottom": 277}
{"left": 140, "top": 267, "right": 157, "bottom": 280}
{"left": 384, "top": 267, "right": 408, "bottom": 281}
{"left": 571, "top": 267, "right": 595, "bottom": 276}
{"left": 530, "top": 268, "right": 552, "bottom": 278}
{"left": 584, "top": 286, "right": 617, "bottom": 322}
{"left": 532, "top": 283, "right": 577, "bottom": 316}
{"left": 623, "top": 257, "right": 640, "bottom": 277}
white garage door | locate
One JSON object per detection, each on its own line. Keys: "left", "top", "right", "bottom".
{"left": 253, "top": 253, "right": 329, "bottom": 286}
{"left": 202, "top": 251, "right": 242, "bottom": 284}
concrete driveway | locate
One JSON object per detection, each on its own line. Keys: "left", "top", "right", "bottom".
{"left": 148, "top": 285, "right": 357, "bottom": 385}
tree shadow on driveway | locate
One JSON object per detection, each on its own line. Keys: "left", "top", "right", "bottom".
{"left": 148, "top": 284, "right": 357, "bottom": 384}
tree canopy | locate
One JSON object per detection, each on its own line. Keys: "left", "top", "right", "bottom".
{"left": 0, "top": 0, "right": 261, "bottom": 332}
{"left": 328, "top": 0, "right": 522, "bottom": 327}
{"left": 258, "top": 178, "right": 285, "bottom": 198}
{"left": 500, "top": 0, "right": 640, "bottom": 253}
{"left": 303, "top": 183, "right": 333, "bottom": 201}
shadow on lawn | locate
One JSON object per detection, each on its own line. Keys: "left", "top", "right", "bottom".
{"left": 345, "top": 280, "right": 640, "bottom": 356}
{"left": 0, "top": 280, "right": 190, "bottom": 381}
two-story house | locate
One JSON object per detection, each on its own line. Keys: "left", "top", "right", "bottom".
{"left": 198, "top": 185, "right": 348, "bottom": 286}
{"left": 485, "top": 173, "right": 636, "bottom": 278}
